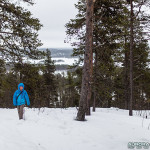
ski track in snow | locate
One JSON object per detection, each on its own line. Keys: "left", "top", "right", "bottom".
{"left": 0, "top": 107, "right": 149, "bottom": 150}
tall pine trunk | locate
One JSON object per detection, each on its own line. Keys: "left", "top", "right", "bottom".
{"left": 93, "top": 49, "right": 98, "bottom": 112}
{"left": 124, "top": 35, "right": 129, "bottom": 110}
{"left": 76, "top": 0, "right": 94, "bottom": 121}
{"left": 129, "top": 0, "right": 133, "bottom": 116}
{"left": 86, "top": 45, "right": 93, "bottom": 116}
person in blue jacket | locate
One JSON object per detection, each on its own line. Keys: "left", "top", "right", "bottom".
{"left": 13, "top": 83, "right": 30, "bottom": 120}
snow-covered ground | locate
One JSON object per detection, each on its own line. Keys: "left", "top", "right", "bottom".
{"left": 52, "top": 57, "right": 79, "bottom": 65}
{"left": 22, "top": 57, "right": 79, "bottom": 66}
{"left": 0, "top": 107, "right": 150, "bottom": 150}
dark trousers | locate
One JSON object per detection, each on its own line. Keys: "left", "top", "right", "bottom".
{"left": 17, "top": 105, "right": 24, "bottom": 120}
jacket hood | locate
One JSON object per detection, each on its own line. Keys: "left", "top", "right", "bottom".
{"left": 18, "top": 83, "right": 24, "bottom": 91}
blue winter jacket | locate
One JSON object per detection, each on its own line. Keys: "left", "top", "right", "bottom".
{"left": 13, "top": 83, "right": 30, "bottom": 106}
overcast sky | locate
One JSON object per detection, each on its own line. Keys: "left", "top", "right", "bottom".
{"left": 23, "top": 0, "right": 78, "bottom": 48}
{"left": 22, "top": 1, "right": 150, "bottom": 48}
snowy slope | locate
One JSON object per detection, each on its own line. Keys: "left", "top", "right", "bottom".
{"left": 22, "top": 57, "right": 79, "bottom": 66}
{"left": 52, "top": 57, "right": 79, "bottom": 65}
{"left": 0, "top": 107, "right": 150, "bottom": 150}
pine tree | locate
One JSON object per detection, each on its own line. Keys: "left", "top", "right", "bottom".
{"left": 75, "top": 0, "right": 94, "bottom": 121}
{"left": 42, "top": 49, "right": 58, "bottom": 108}
{"left": 66, "top": 0, "right": 150, "bottom": 113}
{"left": 0, "top": 0, "right": 43, "bottom": 60}
{"left": 125, "top": 0, "right": 150, "bottom": 115}
{"left": 66, "top": 0, "right": 128, "bottom": 112}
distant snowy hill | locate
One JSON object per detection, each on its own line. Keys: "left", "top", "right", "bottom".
{"left": 0, "top": 107, "right": 149, "bottom": 150}
{"left": 40, "top": 48, "right": 80, "bottom": 74}
{"left": 40, "top": 48, "right": 78, "bottom": 58}
{"left": 4, "top": 48, "right": 80, "bottom": 74}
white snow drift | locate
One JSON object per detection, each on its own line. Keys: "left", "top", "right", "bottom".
{"left": 0, "top": 107, "right": 149, "bottom": 150}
